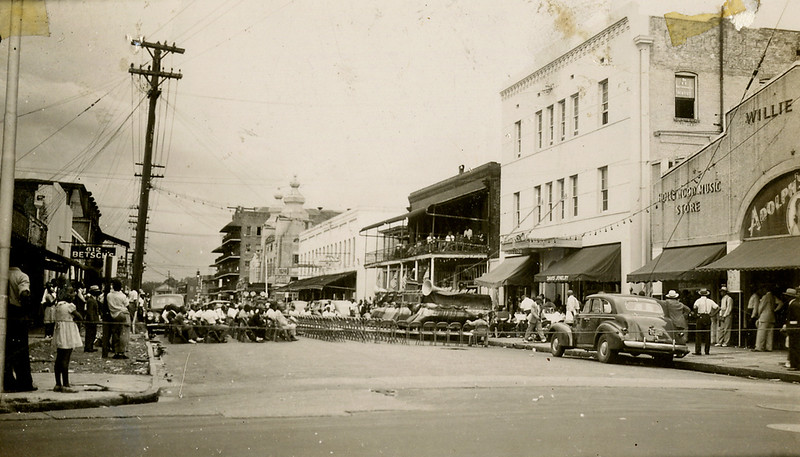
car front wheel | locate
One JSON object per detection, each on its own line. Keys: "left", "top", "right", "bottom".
{"left": 596, "top": 334, "right": 618, "bottom": 364}
{"left": 550, "top": 333, "right": 566, "bottom": 357}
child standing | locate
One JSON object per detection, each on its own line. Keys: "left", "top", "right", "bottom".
{"left": 52, "top": 286, "right": 83, "bottom": 393}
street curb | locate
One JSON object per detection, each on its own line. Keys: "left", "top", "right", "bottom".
{"left": 0, "top": 338, "right": 161, "bottom": 415}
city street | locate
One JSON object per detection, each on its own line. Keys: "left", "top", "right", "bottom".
{"left": 2, "top": 338, "right": 800, "bottom": 456}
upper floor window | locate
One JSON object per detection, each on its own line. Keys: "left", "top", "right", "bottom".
{"left": 675, "top": 73, "right": 697, "bottom": 119}
{"left": 514, "top": 120, "right": 522, "bottom": 158}
{"left": 535, "top": 111, "right": 543, "bottom": 149}
{"left": 571, "top": 93, "right": 580, "bottom": 135}
{"left": 599, "top": 79, "right": 609, "bottom": 125}
{"left": 245, "top": 226, "right": 251, "bottom": 236}
{"left": 534, "top": 185, "right": 542, "bottom": 222}
{"left": 547, "top": 105, "right": 554, "bottom": 145}
{"left": 558, "top": 99, "right": 566, "bottom": 141}
{"left": 546, "top": 182, "right": 553, "bottom": 222}
{"left": 557, "top": 178, "right": 565, "bottom": 220}
{"left": 570, "top": 174, "right": 579, "bottom": 217}
{"left": 599, "top": 166, "right": 609, "bottom": 212}
{"left": 513, "top": 192, "right": 521, "bottom": 227}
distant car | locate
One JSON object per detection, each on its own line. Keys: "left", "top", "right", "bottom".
{"left": 146, "top": 294, "right": 185, "bottom": 333}
{"left": 548, "top": 293, "right": 690, "bottom": 364}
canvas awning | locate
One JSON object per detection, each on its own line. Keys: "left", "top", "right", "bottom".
{"left": 534, "top": 243, "right": 621, "bottom": 283}
{"left": 359, "top": 208, "right": 427, "bottom": 232}
{"left": 698, "top": 237, "right": 800, "bottom": 271}
{"left": 279, "top": 271, "right": 357, "bottom": 291}
{"left": 475, "top": 255, "right": 537, "bottom": 287}
{"left": 627, "top": 243, "right": 726, "bottom": 282}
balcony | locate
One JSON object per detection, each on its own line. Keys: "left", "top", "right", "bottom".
{"left": 366, "top": 240, "right": 488, "bottom": 265}
{"left": 214, "top": 253, "right": 240, "bottom": 265}
{"left": 12, "top": 205, "right": 46, "bottom": 247}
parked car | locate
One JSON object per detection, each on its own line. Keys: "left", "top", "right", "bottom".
{"left": 146, "top": 294, "right": 185, "bottom": 333}
{"left": 548, "top": 293, "right": 690, "bottom": 364}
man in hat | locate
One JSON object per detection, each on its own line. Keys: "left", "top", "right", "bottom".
{"left": 693, "top": 288, "right": 719, "bottom": 355}
{"left": 83, "top": 285, "right": 102, "bottom": 352}
{"left": 565, "top": 289, "right": 581, "bottom": 325}
{"left": 782, "top": 288, "right": 800, "bottom": 370}
{"left": 717, "top": 286, "right": 733, "bottom": 347}
{"left": 753, "top": 286, "right": 776, "bottom": 352}
{"left": 663, "top": 290, "right": 690, "bottom": 345}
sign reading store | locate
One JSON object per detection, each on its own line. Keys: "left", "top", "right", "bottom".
{"left": 742, "top": 169, "right": 800, "bottom": 238}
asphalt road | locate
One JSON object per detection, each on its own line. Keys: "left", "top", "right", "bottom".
{"left": 2, "top": 337, "right": 800, "bottom": 456}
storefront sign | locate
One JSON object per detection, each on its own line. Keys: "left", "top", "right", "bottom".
{"left": 742, "top": 170, "right": 800, "bottom": 238}
{"left": 546, "top": 275, "right": 569, "bottom": 282}
{"left": 744, "top": 99, "right": 793, "bottom": 125}
{"left": 658, "top": 179, "right": 722, "bottom": 215}
{"left": 70, "top": 245, "right": 116, "bottom": 259}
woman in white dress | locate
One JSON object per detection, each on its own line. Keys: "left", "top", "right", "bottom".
{"left": 52, "top": 286, "right": 83, "bottom": 393}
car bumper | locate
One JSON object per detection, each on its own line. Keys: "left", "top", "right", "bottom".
{"left": 623, "top": 340, "right": 689, "bottom": 356}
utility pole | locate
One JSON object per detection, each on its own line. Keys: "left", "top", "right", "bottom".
{"left": 128, "top": 40, "right": 184, "bottom": 290}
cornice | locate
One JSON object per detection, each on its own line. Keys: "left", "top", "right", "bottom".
{"left": 501, "top": 17, "right": 630, "bottom": 100}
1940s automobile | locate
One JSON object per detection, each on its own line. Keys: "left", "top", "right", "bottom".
{"left": 548, "top": 293, "right": 690, "bottom": 364}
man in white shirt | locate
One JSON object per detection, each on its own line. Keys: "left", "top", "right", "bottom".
{"left": 565, "top": 290, "right": 581, "bottom": 324}
{"left": 717, "top": 286, "right": 734, "bottom": 347}
{"left": 693, "top": 288, "right": 719, "bottom": 355}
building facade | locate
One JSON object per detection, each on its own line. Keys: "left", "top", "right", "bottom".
{"left": 211, "top": 207, "right": 271, "bottom": 299}
{"left": 497, "top": 5, "right": 800, "bottom": 308}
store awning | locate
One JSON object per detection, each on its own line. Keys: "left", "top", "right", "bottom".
{"left": 698, "top": 237, "right": 800, "bottom": 271}
{"left": 534, "top": 243, "right": 621, "bottom": 283}
{"left": 627, "top": 243, "right": 726, "bottom": 283}
{"left": 475, "top": 255, "right": 537, "bottom": 287}
{"left": 43, "top": 249, "right": 85, "bottom": 273}
{"left": 279, "top": 271, "right": 357, "bottom": 292}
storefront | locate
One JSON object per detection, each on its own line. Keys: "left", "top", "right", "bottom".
{"left": 533, "top": 243, "right": 622, "bottom": 302}
{"left": 649, "top": 63, "right": 800, "bottom": 347}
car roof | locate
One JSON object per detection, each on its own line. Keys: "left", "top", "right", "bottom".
{"left": 586, "top": 293, "right": 659, "bottom": 302}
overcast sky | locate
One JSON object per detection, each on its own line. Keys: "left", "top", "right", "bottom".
{"left": 2, "top": 0, "right": 798, "bottom": 282}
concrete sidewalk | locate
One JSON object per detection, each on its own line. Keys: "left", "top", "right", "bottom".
{"left": 0, "top": 339, "right": 161, "bottom": 415}
{"left": 488, "top": 336, "right": 800, "bottom": 383}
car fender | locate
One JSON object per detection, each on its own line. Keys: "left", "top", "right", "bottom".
{"left": 595, "top": 322, "right": 624, "bottom": 350}
{"left": 549, "top": 322, "right": 575, "bottom": 347}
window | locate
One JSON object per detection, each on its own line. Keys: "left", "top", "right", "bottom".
{"left": 599, "top": 166, "right": 609, "bottom": 212}
{"left": 675, "top": 73, "right": 696, "bottom": 119}
{"left": 245, "top": 226, "right": 251, "bottom": 236}
{"left": 513, "top": 192, "right": 520, "bottom": 227}
{"left": 570, "top": 174, "right": 578, "bottom": 217}
{"left": 558, "top": 99, "right": 566, "bottom": 141}
{"left": 571, "top": 93, "right": 580, "bottom": 135}
{"left": 547, "top": 105, "right": 554, "bottom": 145}
{"left": 535, "top": 111, "right": 543, "bottom": 149}
{"left": 534, "top": 186, "right": 541, "bottom": 222}
{"left": 256, "top": 226, "right": 262, "bottom": 236}
{"left": 293, "top": 254, "right": 299, "bottom": 265}
{"left": 514, "top": 120, "right": 522, "bottom": 157}
{"left": 599, "top": 79, "right": 609, "bottom": 125}
{"left": 546, "top": 182, "right": 553, "bottom": 222}
{"left": 557, "top": 179, "right": 565, "bottom": 220}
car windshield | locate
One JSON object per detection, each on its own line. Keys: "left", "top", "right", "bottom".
{"left": 151, "top": 295, "right": 184, "bottom": 311}
{"left": 618, "top": 299, "right": 664, "bottom": 316}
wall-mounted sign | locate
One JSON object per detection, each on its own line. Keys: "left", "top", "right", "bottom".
{"left": 658, "top": 179, "right": 722, "bottom": 215}
{"left": 742, "top": 170, "right": 800, "bottom": 238}
{"left": 744, "top": 99, "right": 793, "bottom": 125}
{"left": 70, "top": 245, "right": 116, "bottom": 259}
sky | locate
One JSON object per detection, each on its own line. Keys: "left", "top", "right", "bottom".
{"left": 2, "top": 0, "right": 799, "bottom": 282}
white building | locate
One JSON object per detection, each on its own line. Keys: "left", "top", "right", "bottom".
{"left": 293, "top": 207, "right": 403, "bottom": 301}
{"left": 497, "top": 3, "right": 800, "bottom": 306}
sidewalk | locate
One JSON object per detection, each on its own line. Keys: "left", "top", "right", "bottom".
{"left": 0, "top": 333, "right": 161, "bottom": 415}
{"left": 488, "top": 335, "right": 800, "bottom": 383}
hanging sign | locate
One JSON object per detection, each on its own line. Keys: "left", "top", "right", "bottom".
{"left": 70, "top": 245, "right": 116, "bottom": 259}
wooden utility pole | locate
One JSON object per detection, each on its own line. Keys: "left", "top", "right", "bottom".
{"left": 128, "top": 40, "right": 184, "bottom": 290}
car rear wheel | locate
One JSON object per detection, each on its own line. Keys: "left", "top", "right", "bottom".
{"left": 550, "top": 333, "right": 566, "bottom": 357}
{"left": 596, "top": 335, "right": 617, "bottom": 364}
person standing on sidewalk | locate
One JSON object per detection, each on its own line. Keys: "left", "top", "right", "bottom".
{"left": 746, "top": 289, "right": 760, "bottom": 348}
{"left": 717, "top": 286, "right": 733, "bottom": 347}
{"left": 83, "top": 285, "right": 101, "bottom": 352}
{"left": 107, "top": 279, "right": 131, "bottom": 359}
{"left": 753, "top": 286, "right": 776, "bottom": 352}
{"left": 52, "top": 286, "right": 83, "bottom": 393}
{"left": 524, "top": 296, "right": 545, "bottom": 342}
{"left": 565, "top": 289, "right": 581, "bottom": 324}
{"left": 3, "top": 250, "right": 37, "bottom": 393}
{"left": 782, "top": 288, "right": 800, "bottom": 371}
{"left": 41, "top": 281, "right": 57, "bottom": 339}
{"left": 693, "top": 289, "right": 719, "bottom": 355}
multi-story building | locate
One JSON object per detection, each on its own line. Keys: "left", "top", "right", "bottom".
{"left": 497, "top": 4, "right": 800, "bottom": 307}
{"left": 360, "top": 162, "right": 501, "bottom": 298}
{"left": 285, "top": 207, "right": 404, "bottom": 301}
{"left": 211, "top": 207, "right": 271, "bottom": 299}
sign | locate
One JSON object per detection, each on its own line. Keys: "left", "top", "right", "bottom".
{"left": 741, "top": 170, "right": 800, "bottom": 238}
{"left": 658, "top": 179, "right": 722, "bottom": 215}
{"left": 744, "top": 99, "right": 793, "bottom": 125}
{"left": 70, "top": 245, "right": 116, "bottom": 259}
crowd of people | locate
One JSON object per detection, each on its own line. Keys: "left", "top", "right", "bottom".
{"left": 160, "top": 301, "right": 299, "bottom": 343}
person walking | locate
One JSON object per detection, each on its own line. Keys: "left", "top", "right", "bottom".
{"left": 83, "top": 285, "right": 101, "bottom": 352}
{"left": 717, "top": 286, "right": 733, "bottom": 347}
{"left": 782, "top": 288, "right": 800, "bottom": 371}
{"left": 693, "top": 288, "right": 719, "bottom": 355}
{"left": 524, "top": 296, "right": 546, "bottom": 342}
{"left": 663, "top": 290, "right": 691, "bottom": 345}
{"left": 106, "top": 279, "right": 131, "bottom": 359}
{"left": 52, "top": 286, "right": 83, "bottom": 392}
{"left": 753, "top": 286, "right": 776, "bottom": 352}
{"left": 3, "top": 251, "right": 36, "bottom": 393}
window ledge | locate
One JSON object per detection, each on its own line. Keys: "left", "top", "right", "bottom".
{"left": 673, "top": 117, "right": 700, "bottom": 124}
